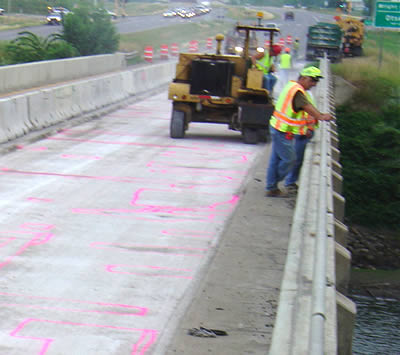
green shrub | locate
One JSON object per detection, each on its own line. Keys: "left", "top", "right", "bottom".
{"left": 337, "top": 91, "right": 400, "bottom": 229}
{"left": 61, "top": 7, "right": 119, "bottom": 56}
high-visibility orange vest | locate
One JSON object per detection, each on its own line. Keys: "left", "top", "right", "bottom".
{"left": 305, "top": 92, "right": 319, "bottom": 132}
{"left": 270, "top": 81, "right": 309, "bottom": 135}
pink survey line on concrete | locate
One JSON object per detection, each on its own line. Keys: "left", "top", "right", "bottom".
{"left": 16, "top": 145, "right": 48, "bottom": 151}
{"left": 106, "top": 264, "right": 193, "bottom": 279}
{"left": 0, "top": 236, "right": 16, "bottom": 247}
{"left": 130, "top": 188, "right": 240, "bottom": 212}
{"left": 0, "top": 303, "right": 148, "bottom": 316}
{"left": 10, "top": 318, "right": 158, "bottom": 355}
{"left": 146, "top": 163, "right": 244, "bottom": 177}
{"left": 48, "top": 134, "right": 255, "bottom": 155}
{"left": 0, "top": 223, "right": 55, "bottom": 269}
{"left": 47, "top": 136, "right": 200, "bottom": 150}
{"left": 27, "top": 197, "right": 53, "bottom": 202}
{"left": 91, "top": 242, "right": 207, "bottom": 257}
{"left": 72, "top": 192, "right": 239, "bottom": 222}
{"left": 0, "top": 167, "right": 234, "bottom": 186}
{"left": 59, "top": 129, "right": 162, "bottom": 138}
{"left": 60, "top": 154, "right": 102, "bottom": 160}
{"left": 0, "top": 291, "right": 147, "bottom": 316}
{"left": 0, "top": 232, "right": 54, "bottom": 269}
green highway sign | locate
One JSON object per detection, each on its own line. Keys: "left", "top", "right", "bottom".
{"left": 375, "top": 1, "right": 400, "bottom": 28}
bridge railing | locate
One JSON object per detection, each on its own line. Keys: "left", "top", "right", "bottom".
{"left": 269, "top": 56, "right": 356, "bottom": 355}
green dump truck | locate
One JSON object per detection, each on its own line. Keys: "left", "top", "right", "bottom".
{"left": 306, "top": 22, "right": 343, "bottom": 62}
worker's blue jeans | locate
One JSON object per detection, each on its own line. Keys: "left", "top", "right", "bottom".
{"left": 285, "top": 134, "right": 310, "bottom": 186}
{"left": 266, "top": 126, "right": 296, "bottom": 191}
{"left": 263, "top": 73, "right": 277, "bottom": 92}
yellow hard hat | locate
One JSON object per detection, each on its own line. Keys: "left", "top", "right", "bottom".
{"left": 300, "top": 66, "right": 323, "bottom": 79}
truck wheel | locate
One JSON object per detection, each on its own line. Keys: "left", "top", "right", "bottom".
{"left": 353, "top": 46, "right": 363, "bottom": 56}
{"left": 170, "top": 110, "right": 185, "bottom": 138}
{"left": 257, "top": 128, "right": 269, "bottom": 143}
{"left": 242, "top": 127, "right": 258, "bottom": 144}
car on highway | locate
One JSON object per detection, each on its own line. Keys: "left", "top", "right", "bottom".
{"left": 47, "top": 6, "right": 70, "bottom": 15}
{"left": 163, "top": 9, "right": 177, "bottom": 17}
{"left": 46, "top": 12, "right": 63, "bottom": 25}
{"left": 265, "top": 23, "right": 279, "bottom": 29}
{"left": 284, "top": 11, "right": 295, "bottom": 20}
{"left": 0, "top": 8, "right": 5, "bottom": 15}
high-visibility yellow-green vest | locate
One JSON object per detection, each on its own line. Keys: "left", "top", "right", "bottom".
{"left": 270, "top": 80, "right": 309, "bottom": 135}
{"left": 280, "top": 53, "right": 291, "bottom": 69}
{"left": 256, "top": 52, "right": 272, "bottom": 74}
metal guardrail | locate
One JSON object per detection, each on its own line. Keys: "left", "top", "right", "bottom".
{"left": 120, "top": 51, "right": 139, "bottom": 60}
{"left": 309, "top": 55, "right": 331, "bottom": 354}
{"left": 269, "top": 56, "right": 354, "bottom": 355}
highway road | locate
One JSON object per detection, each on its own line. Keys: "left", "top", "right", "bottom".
{"left": 0, "top": 7, "right": 335, "bottom": 47}
{"left": 0, "top": 8, "right": 336, "bottom": 354}
{"left": 0, "top": 91, "right": 267, "bottom": 354}
{"left": 0, "top": 9, "right": 228, "bottom": 41}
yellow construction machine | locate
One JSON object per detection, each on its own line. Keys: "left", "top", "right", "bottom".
{"left": 335, "top": 15, "right": 364, "bottom": 56}
{"left": 168, "top": 24, "right": 280, "bottom": 144}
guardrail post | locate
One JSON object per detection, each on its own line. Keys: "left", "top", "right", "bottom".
{"left": 336, "top": 292, "right": 357, "bottom": 355}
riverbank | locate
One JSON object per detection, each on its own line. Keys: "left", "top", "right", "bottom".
{"left": 348, "top": 225, "right": 400, "bottom": 300}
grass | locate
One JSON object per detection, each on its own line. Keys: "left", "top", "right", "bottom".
{"left": 0, "top": 15, "right": 44, "bottom": 30}
{"left": 119, "top": 20, "right": 233, "bottom": 58}
{"left": 331, "top": 29, "right": 400, "bottom": 88}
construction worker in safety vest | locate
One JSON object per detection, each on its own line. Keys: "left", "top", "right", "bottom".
{"left": 293, "top": 38, "right": 300, "bottom": 61}
{"left": 265, "top": 66, "right": 333, "bottom": 197}
{"left": 284, "top": 91, "right": 319, "bottom": 193}
{"left": 252, "top": 48, "right": 277, "bottom": 94}
{"left": 279, "top": 47, "right": 292, "bottom": 90}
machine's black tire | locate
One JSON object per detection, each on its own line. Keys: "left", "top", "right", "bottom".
{"left": 170, "top": 110, "right": 185, "bottom": 138}
{"left": 242, "top": 127, "right": 258, "bottom": 144}
{"left": 353, "top": 46, "right": 363, "bottom": 57}
{"left": 257, "top": 128, "right": 269, "bottom": 143}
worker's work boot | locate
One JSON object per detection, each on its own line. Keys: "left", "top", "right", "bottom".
{"left": 265, "top": 189, "right": 288, "bottom": 198}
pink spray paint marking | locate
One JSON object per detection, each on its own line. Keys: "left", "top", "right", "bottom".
{"left": 47, "top": 136, "right": 200, "bottom": 151}
{"left": 58, "top": 129, "right": 164, "bottom": 139}
{"left": 10, "top": 318, "right": 157, "bottom": 355}
{"left": 0, "top": 291, "right": 147, "bottom": 316}
{"left": 72, "top": 189, "right": 240, "bottom": 221}
{"left": 1, "top": 166, "right": 233, "bottom": 186}
{"left": 130, "top": 188, "right": 240, "bottom": 216}
{"left": 60, "top": 154, "right": 102, "bottom": 160}
{"left": 16, "top": 145, "right": 48, "bottom": 151}
{"left": 27, "top": 197, "right": 53, "bottom": 203}
{"left": 0, "top": 223, "right": 55, "bottom": 269}
{"left": 0, "top": 236, "right": 16, "bottom": 248}
{"left": 146, "top": 160, "right": 244, "bottom": 177}
{"left": 91, "top": 242, "right": 207, "bottom": 257}
{"left": 106, "top": 264, "right": 193, "bottom": 279}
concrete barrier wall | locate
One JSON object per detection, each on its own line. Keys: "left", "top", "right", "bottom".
{"left": 0, "top": 61, "right": 176, "bottom": 144}
{"left": 0, "top": 53, "right": 126, "bottom": 95}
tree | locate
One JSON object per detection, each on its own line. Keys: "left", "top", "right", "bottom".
{"left": 61, "top": 6, "right": 119, "bottom": 56}
{"left": 5, "top": 31, "right": 78, "bottom": 64}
